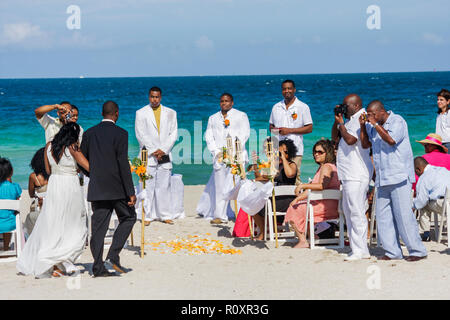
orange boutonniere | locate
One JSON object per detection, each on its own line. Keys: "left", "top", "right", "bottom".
{"left": 224, "top": 119, "right": 230, "bottom": 128}
{"left": 292, "top": 111, "right": 298, "bottom": 120}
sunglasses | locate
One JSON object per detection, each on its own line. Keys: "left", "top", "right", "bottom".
{"left": 313, "top": 150, "right": 325, "bottom": 155}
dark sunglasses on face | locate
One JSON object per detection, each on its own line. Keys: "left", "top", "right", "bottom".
{"left": 313, "top": 150, "right": 325, "bottom": 155}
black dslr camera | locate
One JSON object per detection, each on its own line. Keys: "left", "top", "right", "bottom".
{"left": 334, "top": 104, "right": 348, "bottom": 118}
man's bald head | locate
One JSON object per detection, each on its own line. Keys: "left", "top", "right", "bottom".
{"left": 367, "top": 100, "right": 385, "bottom": 112}
{"left": 414, "top": 156, "right": 429, "bottom": 176}
{"left": 343, "top": 94, "right": 363, "bottom": 117}
{"left": 344, "top": 94, "right": 362, "bottom": 107}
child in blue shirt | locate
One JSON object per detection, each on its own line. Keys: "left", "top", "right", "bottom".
{"left": 0, "top": 157, "right": 22, "bottom": 251}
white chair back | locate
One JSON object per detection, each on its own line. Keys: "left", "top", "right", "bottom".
{"left": 305, "top": 189, "right": 345, "bottom": 249}
{"left": 264, "top": 185, "right": 296, "bottom": 242}
{"left": 0, "top": 199, "right": 23, "bottom": 262}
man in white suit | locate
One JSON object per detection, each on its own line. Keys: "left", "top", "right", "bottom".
{"left": 135, "top": 87, "right": 178, "bottom": 225}
{"left": 197, "top": 93, "right": 250, "bottom": 224}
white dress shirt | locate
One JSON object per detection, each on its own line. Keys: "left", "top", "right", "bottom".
{"left": 436, "top": 111, "right": 450, "bottom": 143}
{"left": 337, "top": 108, "right": 374, "bottom": 181}
{"left": 414, "top": 165, "right": 450, "bottom": 210}
{"left": 205, "top": 108, "right": 250, "bottom": 170}
{"left": 38, "top": 114, "right": 84, "bottom": 143}
{"left": 269, "top": 97, "right": 312, "bottom": 156}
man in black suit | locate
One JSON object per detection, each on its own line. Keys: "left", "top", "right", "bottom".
{"left": 81, "top": 100, "right": 137, "bottom": 277}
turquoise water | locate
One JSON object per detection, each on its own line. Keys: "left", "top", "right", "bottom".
{"left": 0, "top": 72, "right": 449, "bottom": 189}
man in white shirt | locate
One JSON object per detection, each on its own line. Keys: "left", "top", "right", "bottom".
{"left": 135, "top": 87, "right": 179, "bottom": 225}
{"left": 197, "top": 93, "right": 250, "bottom": 224}
{"left": 413, "top": 156, "right": 450, "bottom": 241}
{"left": 35, "top": 101, "right": 84, "bottom": 143}
{"left": 269, "top": 80, "right": 313, "bottom": 184}
{"left": 332, "top": 94, "right": 373, "bottom": 261}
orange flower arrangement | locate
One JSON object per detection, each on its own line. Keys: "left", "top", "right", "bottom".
{"left": 292, "top": 111, "right": 297, "bottom": 120}
{"left": 224, "top": 119, "right": 230, "bottom": 128}
{"left": 129, "top": 158, "right": 152, "bottom": 185}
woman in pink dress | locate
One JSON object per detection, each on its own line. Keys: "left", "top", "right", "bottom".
{"left": 284, "top": 139, "right": 340, "bottom": 248}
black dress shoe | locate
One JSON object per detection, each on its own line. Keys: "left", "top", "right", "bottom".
{"left": 377, "top": 255, "right": 392, "bottom": 261}
{"left": 405, "top": 255, "right": 427, "bottom": 262}
{"left": 421, "top": 232, "right": 430, "bottom": 242}
{"left": 105, "top": 259, "right": 132, "bottom": 274}
{"left": 92, "top": 270, "right": 120, "bottom": 278}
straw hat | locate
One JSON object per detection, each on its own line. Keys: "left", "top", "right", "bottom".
{"left": 416, "top": 133, "right": 448, "bottom": 153}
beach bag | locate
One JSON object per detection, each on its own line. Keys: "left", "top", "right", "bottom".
{"left": 237, "top": 180, "right": 274, "bottom": 216}
{"left": 232, "top": 208, "right": 252, "bottom": 237}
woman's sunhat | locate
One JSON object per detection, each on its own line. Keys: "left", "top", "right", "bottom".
{"left": 416, "top": 133, "right": 448, "bottom": 153}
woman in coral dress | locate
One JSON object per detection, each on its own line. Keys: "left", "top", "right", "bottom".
{"left": 284, "top": 139, "right": 340, "bottom": 248}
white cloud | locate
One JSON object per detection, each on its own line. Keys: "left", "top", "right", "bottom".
{"left": 195, "top": 35, "right": 214, "bottom": 50}
{"left": 0, "top": 22, "right": 50, "bottom": 48}
{"left": 422, "top": 32, "right": 445, "bottom": 45}
{"left": 2, "top": 23, "right": 44, "bottom": 43}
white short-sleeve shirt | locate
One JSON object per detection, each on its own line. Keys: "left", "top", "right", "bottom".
{"left": 436, "top": 111, "right": 450, "bottom": 143}
{"left": 37, "top": 114, "right": 84, "bottom": 143}
{"left": 336, "top": 108, "right": 374, "bottom": 182}
{"left": 269, "top": 97, "right": 313, "bottom": 156}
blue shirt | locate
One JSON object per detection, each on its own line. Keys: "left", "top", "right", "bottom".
{"left": 413, "top": 165, "right": 450, "bottom": 210}
{"left": 367, "top": 111, "right": 415, "bottom": 187}
{"left": 0, "top": 181, "right": 22, "bottom": 233}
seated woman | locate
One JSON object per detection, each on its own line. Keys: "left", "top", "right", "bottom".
{"left": 0, "top": 157, "right": 22, "bottom": 251}
{"left": 284, "top": 139, "right": 340, "bottom": 248}
{"left": 24, "top": 147, "right": 49, "bottom": 237}
{"left": 250, "top": 138, "right": 298, "bottom": 240}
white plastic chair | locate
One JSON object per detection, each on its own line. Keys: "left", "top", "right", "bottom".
{"left": 265, "top": 185, "right": 296, "bottom": 242}
{"left": 0, "top": 199, "right": 24, "bottom": 262}
{"left": 435, "top": 187, "right": 450, "bottom": 246}
{"left": 305, "top": 189, "right": 345, "bottom": 249}
{"left": 368, "top": 187, "right": 380, "bottom": 247}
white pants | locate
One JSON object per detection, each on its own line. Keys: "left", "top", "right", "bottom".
{"left": 142, "top": 166, "right": 172, "bottom": 221}
{"left": 341, "top": 180, "right": 370, "bottom": 256}
{"left": 197, "top": 166, "right": 233, "bottom": 222}
{"left": 418, "top": 199, "right": 444, "bottom": 233}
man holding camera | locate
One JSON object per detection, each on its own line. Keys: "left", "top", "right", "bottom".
{"left": 359, "top": 100, "right": 427, "bottom": 262}
{"left": 269, "top": 80, "right": 313, "bottom": 184}
{"left": 35, "top": 101, "right": 83, "bottom": 143}
{"left": 332, "top": 94, "right": 373, "bottom": 261}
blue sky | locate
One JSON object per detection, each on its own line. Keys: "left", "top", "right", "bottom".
{"left": 0, "top": 0, "right": 449, "bottom": 78}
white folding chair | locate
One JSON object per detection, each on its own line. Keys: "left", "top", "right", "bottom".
{"left": 435, "top": 187, "right": 450, "bottom": 246}
{"left": 0, "top": 199, "right": 24, "bottom": 262}
{"left": 305, "top": 189, "right": 345, "bottom": 249}
{"left": 265, "top": 185, "right": 296, "bottom": 242}
{"left": 368, "top": 187, "right": 381, "bottom": 247}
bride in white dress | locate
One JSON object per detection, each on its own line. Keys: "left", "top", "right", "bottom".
{"left": 17, "top": 122, "right": 89, "bottom": 278}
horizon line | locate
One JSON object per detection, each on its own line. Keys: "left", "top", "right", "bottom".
{"left": 0, "top": 70, "right": 449, "bottom": 80}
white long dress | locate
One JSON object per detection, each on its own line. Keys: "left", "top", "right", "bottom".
{"left": 16, "top": 146, "right": 87, "bottom": 278}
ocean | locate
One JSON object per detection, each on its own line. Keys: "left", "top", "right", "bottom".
{"left": 0, "top": 72, "right": 449, "bottom": 189}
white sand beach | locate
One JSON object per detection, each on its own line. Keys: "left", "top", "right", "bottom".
{"left": 1, "top": 185, "right": 450, "bottom": 300}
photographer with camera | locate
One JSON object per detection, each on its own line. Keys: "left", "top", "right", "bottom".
{"left": 35, "top": 101, "right": 84, "bottom": 143}
{"left": 331, "top": 94, "right": 373, "bottom": 261}
{"left": 359, "top": 100, "right": 427, "bottom": 262}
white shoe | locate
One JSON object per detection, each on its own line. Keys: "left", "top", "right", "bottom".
{"left": 344, "top": 253, "right": 371, "bottom": 261}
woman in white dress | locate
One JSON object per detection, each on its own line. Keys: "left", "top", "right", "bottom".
{"left": 17, "top": 122, "right": 89, "bottom": 278}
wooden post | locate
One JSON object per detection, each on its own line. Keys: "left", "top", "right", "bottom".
{"left": 266, "top": 139, "right": 279, "bottom": 248}
{"left": 140, "top": 146, "right": 148, "bottom": 258}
